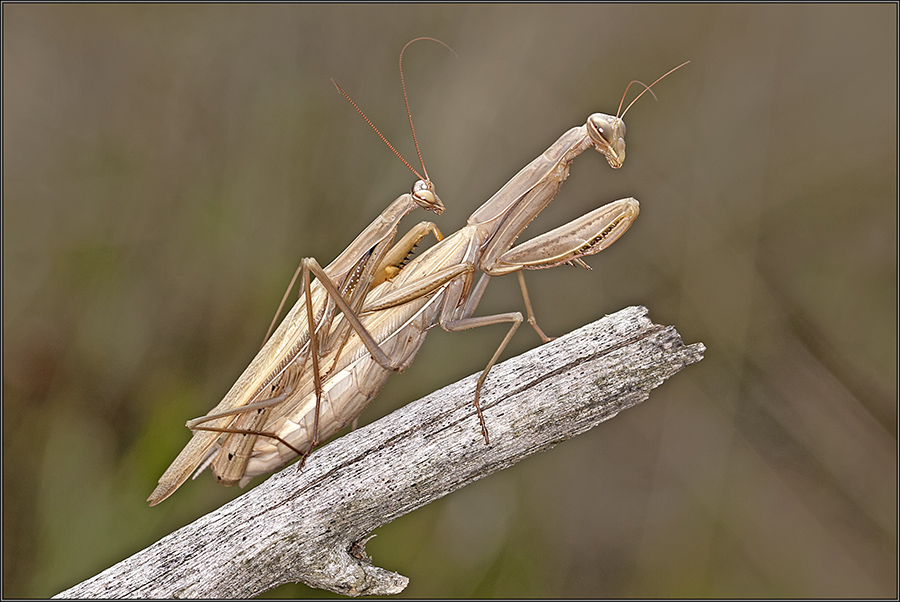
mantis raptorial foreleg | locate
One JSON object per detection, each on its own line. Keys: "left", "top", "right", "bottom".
{"left": 361, "top": 196, "right": 640, "bottom": 445}
{"left": 373, "top": 221, "right": 444, "bottom": 287}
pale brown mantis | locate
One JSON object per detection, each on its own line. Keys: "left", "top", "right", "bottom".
{"left": 148, "top": 39, "right": 451, "bottom": 505}
{"left": 149, "top": 47, "right": 687, "bottom": 505}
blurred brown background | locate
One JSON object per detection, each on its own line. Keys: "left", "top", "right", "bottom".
{"left": 3, "top": 4, "right": 896, "bottom": 598}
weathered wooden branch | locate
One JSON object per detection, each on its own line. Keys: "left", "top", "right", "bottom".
{"left": 56, "top": 305, "right": 704, "bottom": 599}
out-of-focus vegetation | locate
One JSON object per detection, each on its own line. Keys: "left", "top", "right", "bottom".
{"left": 3, "top": 4, "right": 895, "bottom": 598}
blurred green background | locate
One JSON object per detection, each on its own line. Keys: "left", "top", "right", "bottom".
{"left": 3, "top": 4, "right": 896, "bottom": 598}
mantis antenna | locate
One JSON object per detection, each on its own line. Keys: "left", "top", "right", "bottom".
{"left": 617, "top": 60, "right": 690, "bottom": 119}
{"left": 331, "top": 37, "right": 456, "bottom": 183}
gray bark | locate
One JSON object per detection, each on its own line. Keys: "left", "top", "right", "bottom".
{"left": 55, "top": 305, "right": 705, "bottom": 598}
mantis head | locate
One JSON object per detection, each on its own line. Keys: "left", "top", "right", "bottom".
{"left": 411, "top": 179, "right": 444, "bottom": 215}
{"left": 587, "top": 113, "right": 626, "bottom": 169}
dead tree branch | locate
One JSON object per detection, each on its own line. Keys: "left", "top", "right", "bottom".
{"left": 56, "top": 305, "right": 705, "bottom": 598}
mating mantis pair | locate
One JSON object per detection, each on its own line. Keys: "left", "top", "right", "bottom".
{"left": 148, "top": 39, "right": 686, "bottom": 506}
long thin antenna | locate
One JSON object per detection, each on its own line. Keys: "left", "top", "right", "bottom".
{"left": 618, "top": 60, "right": 690, "bottom": 119}
{"left": 399, "top": 37, "right": 456, "bottom": 182}
{"left": 331, "top": 37, "right": 456, "bottom": 184}
{"left": 616, "top": 80, "right": 656, "bottom": 118}
{"left": 331, "top": 78, "right": 424, "bottom": 181}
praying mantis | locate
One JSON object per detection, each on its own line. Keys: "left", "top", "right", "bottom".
{"left": 148, "top": 40, "right": 687, "bottom": 505}
{"left": 148, "top": 39, "right": 449, "bottom": 505}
